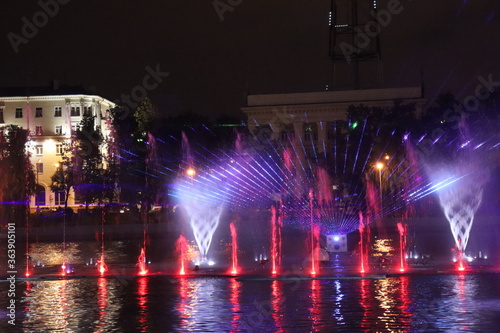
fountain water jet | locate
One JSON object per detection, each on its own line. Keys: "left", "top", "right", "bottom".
{"left": 397, "top": 222, "right": 407, "bottom": 272}
{"left": 176, "top": 235, "right": 189, "bottom": 275}
{"left": 98, "top": 253, "right": 107, "bottom": 275}
{"left": 358, "top": 211, "right": 368, "bottom": 274}
{"left": 185, "top": 204, "right": 223, "bottom": 264}
{"left": 229, "top": 222, "right": 239, "bottom": 275}
{"left": 270, "top": 206, "right": 282, "bottom": 275}
{"left": 309, "top": 189, "right": 319, "bottom": 276}
{"left": 137, "top": 247, "right": 148, "bottom": 275}
{"left": 98, "top": 209, "right": 107, "bottom": 275}
{"left": 436, "top": 175, "right": 484, "bottom": 271}
{"left": 424, "top": 117, "right": 492, "bottom": 271}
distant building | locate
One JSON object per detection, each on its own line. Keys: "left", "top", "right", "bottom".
{"left": 0, "top": 84, "right": 115, "bottom": 211}
{"left": 242, "top": 87, "right": 427, "bottom": 156}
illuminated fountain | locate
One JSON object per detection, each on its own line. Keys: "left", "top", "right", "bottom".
{"left": 98, "top": 210, "right": 107, "bottom": 275}
{"left": 229, "top": 222, "right": 239, "bottom": 275}
{"left": 137, "top": 247, "right": 148, "bottom": 276}
{"left": 170, "top": 117, "right": 454, "bottom": 276}
{"left": 309, "top": 189, "right": 319, "bottom": 276}
{"left": 270, "top": 205, "right": 283, "bottom": 275}
{"left": 185, "top": 203, "right": 223, "bottom": 265}
{"left": 358, "top": 212, "right": 369, "bottom": 274}
{"left": 176, "top": 235, "right": 189, "bottom": 275}
{"left": 397, "top": 222, "right": 407, "bottom": 272}
{"left": 436, "top": 174, "right": 484, "bottom": 270}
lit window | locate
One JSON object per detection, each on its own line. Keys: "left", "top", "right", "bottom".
{"left": 15, "top": 108, "right": 23, "bottom": 118}
{"left": 54, "top": 107, "right": 62, "bottom": 117}
{"left": 56, "top": 144, "right": 63, "bottom": 155}
{"left": 281, "top": 131, "right": 288, "bottom": 141}
{"left": 35, "top": 126, "right": 43, "bottom": 136}
{"left": 55, "top": 190, "right": 66, "bottom": 205}
{"left": 55, "top": 125, "right": 63, "bottom": 135}
{"left": 35, "top": 107, "right": 43, "bottom": 117}
{"left": 71, "top": 106, "right": 80, "bottom": 117}
{"left": 304, "top": 125, "right": 317, "bottom": 141}
{"left": 36, "top": 145, "right": 43, "bottom": 156}
{"left": 305, "top": 126, "right": 312, "bottom": 141}
{"left": 83, "top": 106, "right": 92, "bottom": 116}
{"left": 36, "top": 162, "right": 43, "bottom": 174}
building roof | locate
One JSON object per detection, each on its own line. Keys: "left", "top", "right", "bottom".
{"left": 0, "top": 83, "right": 95, "bottom": 98}
{"left": 246, "top": 87, "right": 424, "bottom": 107}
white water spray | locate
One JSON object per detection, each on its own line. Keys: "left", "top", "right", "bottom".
{"left": 438, "top": 181, "right": 483, "bottom": 252}
{"left": 185, "top": 204, "right": 224, "bottom": 262}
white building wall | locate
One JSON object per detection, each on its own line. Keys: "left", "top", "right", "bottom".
{"left": 0, "top": 94, "right": 115, "bottom": 211}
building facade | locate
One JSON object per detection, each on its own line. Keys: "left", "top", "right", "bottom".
{"left": 0, "top": 86, "right": 115, "bottom": 211}
{"left": 242, "top": 87, "right": 427, "bottom": 156}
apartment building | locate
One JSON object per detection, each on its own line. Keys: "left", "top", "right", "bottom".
{"left": 0, "top": 84, "right": 115, "bottom": 210}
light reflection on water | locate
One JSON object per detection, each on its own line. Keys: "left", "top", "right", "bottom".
{"left": 19, "top": 278, "right": 122, "bottom": 332}
{"left": 136, "top": 277, "right": 149, "bottom": 333}
{"left": 28, "top": 241, "right": 131, "bottom": 266}
{"left": 1, "top": 273, "right": 500, "bottom": 332}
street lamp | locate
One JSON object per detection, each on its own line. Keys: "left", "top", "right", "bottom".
{"left": 186, "top": 167, "right": 196, "bottom": 177}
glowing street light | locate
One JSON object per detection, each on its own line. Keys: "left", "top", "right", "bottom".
{"left": 186, "top": 167, "right": 196, "bottom": 177}
{"left": 376, "top": 162, "right": 384, "bottom": 201}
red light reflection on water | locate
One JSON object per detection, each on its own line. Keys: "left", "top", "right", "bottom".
{"left": 456, "top": 273, "right": 471, "bottom": 330}
{"left": 359, "top": 278, "right": 372, "bottom": 330}
{"left": 271, "top": 280, "right": 285, "bottom": 332}
{"left": 137, "top": 277, "right": 149, "bottom": 332}
{"left": 177, "top": 278, "right": 196, "bottom": 329}
{"left": 398, "top": 275, "right": 412, "bottom": 328}
{"left": 309, "top": 279, "right": 322, "bottom": 331}
{"left": 229, "top": 278, "right": 241, "bottom": 333}
{"left": 96, "top": 277, "right": 108, "bottom": 332}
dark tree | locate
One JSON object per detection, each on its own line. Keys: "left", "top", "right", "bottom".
{"left": 74, "top": 115, "right": 106, "bottom": 208}
{"left": 50, "top": 141, "right": 74, "bottom": 210}
{"left": 0, "top": 126, "right": 36, "bottom": 226}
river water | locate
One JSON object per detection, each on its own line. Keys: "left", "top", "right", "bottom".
{"left": 1, "top": 272, "right": 500, "bottom": 332}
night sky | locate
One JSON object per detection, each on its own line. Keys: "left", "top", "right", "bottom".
{"left": 1, "top": 0, "right": 499, "bottom": 119}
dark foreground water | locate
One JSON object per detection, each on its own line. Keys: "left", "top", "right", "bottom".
{"left": 1, "top": 273, "right": 500, "bottom": 332}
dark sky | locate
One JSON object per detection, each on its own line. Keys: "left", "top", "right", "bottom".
{"left": 1, "top": 0, "right": 499, "bottom": 119}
